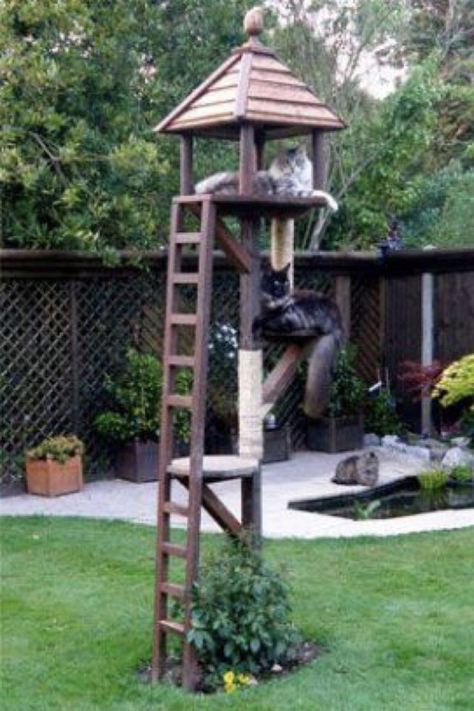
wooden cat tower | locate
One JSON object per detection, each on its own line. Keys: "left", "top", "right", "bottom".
{"left": 151, "top": 6, "right": 344, "bottom": 689}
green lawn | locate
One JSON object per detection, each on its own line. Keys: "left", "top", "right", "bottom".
{"left": 1, "top": 517, "right": 473, "bottom": 711}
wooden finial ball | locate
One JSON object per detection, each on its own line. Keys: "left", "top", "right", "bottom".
{"left": 244, "top": 6, "right": 264, "bottom": 37}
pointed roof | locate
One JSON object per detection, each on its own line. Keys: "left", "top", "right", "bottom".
{"left": 155, "top": 8, "right": 345, "bottom": 140}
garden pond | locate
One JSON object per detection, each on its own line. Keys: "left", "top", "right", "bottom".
{"left": 289, "top": 477, "right": 474, "bottom": 520}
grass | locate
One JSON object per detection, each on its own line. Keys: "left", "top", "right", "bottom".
{"left": 1, "top": 516, "right": 473, "bottom": 711}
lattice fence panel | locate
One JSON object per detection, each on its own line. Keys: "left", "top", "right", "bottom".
{"left": 0, "top": 280, "right": 74, "bottom": 481}
{"left": 1, "top": 262, "right": 337, "bottom": 483}
{"left": 351, "top": 276, "right": 381, "bottom": 384}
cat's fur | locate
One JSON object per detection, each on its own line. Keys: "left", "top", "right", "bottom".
{"left": 195, "top": 146, "right": 338, "bottom": 210}
{"left": 253, "top": 263, "right": 344, "bottom": 417}
{"left": 332, "top": 451, "right": 379, "bottom": 487}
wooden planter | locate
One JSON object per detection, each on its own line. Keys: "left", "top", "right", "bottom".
{"left": 306, "top": 415, "right": 364, "bottom": 453}
{"left": 115, "top": 440, "right": 159, "bottom": 483}
{"left": 26, "top": 455, "right": 83, "bottom": 496}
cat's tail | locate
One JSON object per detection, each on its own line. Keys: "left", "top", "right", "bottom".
{"left": 312, "top": 190, "right": 338, "bottom": 212}
{"left": 303, "top": 329, "right": 342, "bottom": 418}
{"left": 194, "top": 172, "right": 237, "bottom": 195}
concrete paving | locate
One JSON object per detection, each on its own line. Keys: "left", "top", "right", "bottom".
{"left": 2, "top": 450, "right": 473, "bottom": 538}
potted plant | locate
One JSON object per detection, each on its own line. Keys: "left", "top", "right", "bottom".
{"left": 95, "top": 348, "right": 192, "bottom": 482}
{"left": 25, "top": 435, "right": 84, "bottom": 496}
{"left": 306, "top": 345, "right": 366, "bottom": 452}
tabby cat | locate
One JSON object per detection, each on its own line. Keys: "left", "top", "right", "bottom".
{"left": 253, "top": 263, "right": 344, "bottom": 417}
{"left": 195, "top": 145, "right": 338, "bottom": 210}
{"left": 332, "top": 451, "right": 379, "bottom": 487}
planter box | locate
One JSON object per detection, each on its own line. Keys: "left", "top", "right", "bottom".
{"left": 115, "top": 440, "right": 159, "bottom": 483}
{"left": 262, "top": 426, "right": 290, "bottom": 464}
{"left": 26, "top": 455, "right": 83, "bottom": 496}
{"left": 306, "top": 415, "right": 364, "bottom": 453}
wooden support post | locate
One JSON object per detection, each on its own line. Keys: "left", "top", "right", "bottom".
{"left": 335, "top": 274, "right": 351, "bottom": 339}
{"left": 239, "top": 217, "right": 262, "bottom": 538}
{"left": 421, "top": 271, "right": 434, "bottom": 435}
{"left": 312, "top": 130, "right": 326, "bottom": 190}
{"left": 180, "top": 135, "right": 193, "bottom": 195}
{"left": 239, "top": 124, "right": 256, "bottom": 194}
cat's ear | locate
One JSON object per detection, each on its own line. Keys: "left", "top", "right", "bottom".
{"left": 282, "top": 262, "right": 291, "bottom": 275}
{"left": 262, "top": 260, "right": 272, "bottom": 274}
{"left": 296, "top": 144, "right": 307, "bottom": 156}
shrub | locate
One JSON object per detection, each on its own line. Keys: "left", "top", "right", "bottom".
{"left": 188, "top": 537, "right": 300, "bottom": 686}
{"left": 327, "top": 345, "right": 366, "bottom": 418}
{"left": 364, "top": 389, "right": 402, "bottom": 436}
{"left": 417, "top": 469, "right": 449, "bottom": 491}
{"left": 449, "top": 465, "right": 473, "bottom": 484}
{"left": 433, "top": 354, "right": 474, "bottom": 410}
{"left": 27, "top": 435, "right": 84, "bottom": 464}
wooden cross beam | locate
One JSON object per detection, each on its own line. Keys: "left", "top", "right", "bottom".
{"left": 262, "top": 344, "right": 303, "bottom": 408}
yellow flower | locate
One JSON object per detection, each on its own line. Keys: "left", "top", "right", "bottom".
{"left": 223, "top": 671, "right": 235, "bottom": 685}
{"left": 225, "top": 682, "right": 237, "bottom": 693}
{"left": 237, "top": 673, "right": 251, "bottom": 685}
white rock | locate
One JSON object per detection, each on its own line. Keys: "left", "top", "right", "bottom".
{"left": 271, "top": 664, "right": 283, "bottom": 673}
{"left": 451, "top": 437, "right": 470, "bottom": 449}
{"left": 364, "top": 433, "right": 381, "bottom": 447}
{"left": 406, "top": 445, "right": 431, "bottom": 461}
{"left": 382, "top": 435, "right": 401, "bottom": 448}
{"left": 442, "top": 447, "right": 474, "bottom": 470}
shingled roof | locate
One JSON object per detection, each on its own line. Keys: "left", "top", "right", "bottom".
{"left": 155, "top": 10, "right": 344, "bottom": 140}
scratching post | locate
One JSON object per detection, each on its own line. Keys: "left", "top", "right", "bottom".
{"left": 239, "top": 349, "right": 264, "bottom": 459}
{"left": 271, "top": 219, "right": 294, "bottom": 287}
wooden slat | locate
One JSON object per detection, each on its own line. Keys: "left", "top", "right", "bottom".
{"left": 192, "top": 87, "right": 237, "bottom": 109}
{"left": 172, "top": 102, "right": 235, "bottom": 125}
{"left": 163, "top": 501, "right": 189, "bottom": 517}
{"left": 209, "top": 73, "right": 240, "bottom": 90}
{"left": 166, "top": 394, "right": 193, "bottom": 409}
{"left": 245, "top": 109, "right": 343, "bottom": 129}
{"left": 262, "top": 344, "right": 303, "bottom": 405}
{"left": 246, "top": 97, "right": 339, "bottom": 121}
{"left": 161, "top": 542, "right": 187, "bottom": 559}
{"left": 235, "top": 51, "right": 252, "bottom": 118}
{"left": 161, "top": 583, "right": 185, "bottom": 600}
{"left": 249, "top": 68, "right": 306, "bottom": 85}
{"left": 172, "top": 273, "right": 199, "bottom": 285}
{"left": 168, "top": 355, "right": 195, "bottom": 367}
{"left": 251, "top": 55, "right": 292, "bottom": 71}
{"left": 175, "top": 232, "right": 201, "bottom": 244}
{"left": 159, "top": 620, "right": 185, "bottom": 636}
{"left": 170, "top": 313, "right": 197, "bottom": 326}
{"left": 248, "top": 80, "right": 322, "bottom": 105}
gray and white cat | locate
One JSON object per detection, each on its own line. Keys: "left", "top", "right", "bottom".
{"left": 332, "top": 451, "right": 379, "bottom": 487}
{"left": 195, "top": 145, "right": 338, "bottom": 211}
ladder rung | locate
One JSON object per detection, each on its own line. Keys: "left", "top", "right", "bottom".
{"left": 161, "top": 582, "right": 185, "bottom": 600}
{"left": 170, "top": 313, "right": 197, "bottom": 326}
{"left": 166, "top": 394, "right": 193, "bottom": 409}
{"left": 159, "top": 619, "right": 185, "bottom": 636}
{"left": 172, "top": 273, "right": 199, "bottom": 285}
{"left": 168, "top": 355, "right": 195, "bottom": 368}
{"left": 163, "top": 501, "right": 189, "bottom": 517}
{"left": 161, "top": 542, "right": 187, "bottom": 558}
{"left": 175, "top": 232, "right": 201, "bottom": 244}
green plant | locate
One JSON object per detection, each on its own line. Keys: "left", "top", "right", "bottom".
{"left": 364, "top": 389, "right": 402, "bottom": 436}
{"left": 188, "top": 537, "right": 300, "bottom": 686}
{"left": 95, "top": 349, "right": 162, "bottom": 443}
{"left": 353, "top": 500, "right": 381, "bottom": 520}
{"left": 433, "top": 355, "right": 474, "bottom": 410}
{"left": 449, "top": 465, "right": 473, "bottom": 484}
{"left": 26, "top": 435, "right": 84, "bottom": 464}
{"left": 417, "top": 469, "right": 449, "bottom": 491}
{"left": 327, "top": 345, "right": 366, "bottom": 418}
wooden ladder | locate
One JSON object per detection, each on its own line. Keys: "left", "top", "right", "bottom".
{"left": 151, "top": 195, "right": 216, "bottom": 689}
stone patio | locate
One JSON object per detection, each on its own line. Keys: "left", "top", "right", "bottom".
{"left": 2, "top": 449, "right": 474, "bottom": 538}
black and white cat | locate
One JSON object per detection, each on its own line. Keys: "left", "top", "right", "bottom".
{"left": 253, "top": 263, "right": 344, "bottom": 418}
{"left": 195, "top": 145, "right": 338, "bottom": 211}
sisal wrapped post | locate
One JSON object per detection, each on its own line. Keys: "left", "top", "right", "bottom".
{"left": 239, "top": 349, "right": 264, "bottom": 460}
{"left": 271, "top": 219, "right": 294, "bottom": 287}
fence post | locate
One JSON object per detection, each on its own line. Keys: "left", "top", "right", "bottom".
{"left": 335, "top": 274, "right": 351, "bottom": 339}
{"left": 421, "top": 270, "right": 434, "bottom": 435}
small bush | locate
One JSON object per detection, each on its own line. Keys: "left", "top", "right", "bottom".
{"left": 449, "top": 465, "right": 473, "bottom": 484}
{"left": 188, "top": 537, "right": 301, "bottom": 686}
{"left": 364, "top": 389, "right": 402, "bottom": 436}
{"left": 328, "top": 345, "right": 366, "bottom": 418}
{"left": 418, "top": 469, "right": 449, "bottom": 491}
{"left": 27, "top": 435, "right": 84, "bottom": 464}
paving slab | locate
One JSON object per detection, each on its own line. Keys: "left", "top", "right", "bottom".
{"left": 2, "top": 450, "right": 473, "bottom": 538}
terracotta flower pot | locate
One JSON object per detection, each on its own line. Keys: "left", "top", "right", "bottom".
{"left": 25, "top": 455, "right": 84, "bottom": 496}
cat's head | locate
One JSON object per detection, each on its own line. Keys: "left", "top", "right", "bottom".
{"left": 260, "top": 262, "right": 291, "bottom": 309}
{"left": 273, "top": 145, "right": 309, "bottom": 175}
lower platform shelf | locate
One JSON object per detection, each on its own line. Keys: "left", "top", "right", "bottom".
{"left": 168, "top": 455, "right": 259, "bottom": 481}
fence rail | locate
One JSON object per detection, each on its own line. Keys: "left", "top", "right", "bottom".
{"left": 1, "top": 248, "right": 473, "bottom": 484}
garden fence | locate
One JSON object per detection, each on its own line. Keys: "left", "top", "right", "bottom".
{"left": 1, "top": 248, "right": 473, "bottom": 485}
